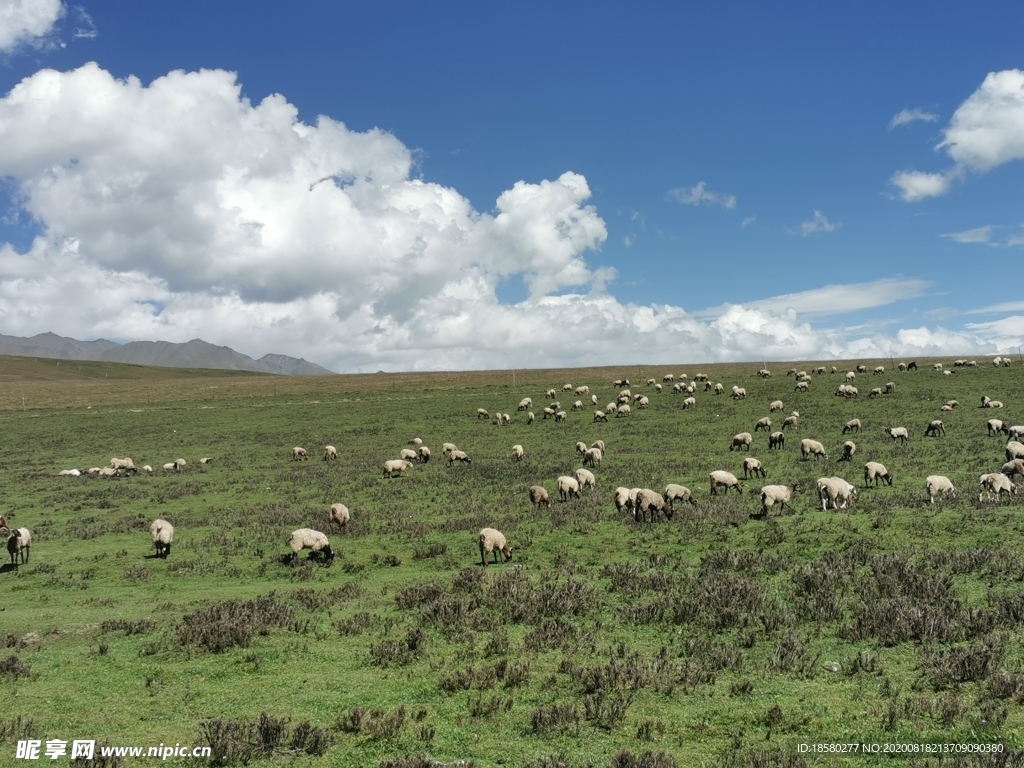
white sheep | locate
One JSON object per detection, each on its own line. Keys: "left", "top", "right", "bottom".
{"left": 518, "top": 398, "right": 533, "bottom": 411}
{"left": 555, "top": 410, "right": 568, "bottom": 423}
{"left": 980, "top": 473, "right": 1017, "bottom": 502}
{"left": 755, "top": 417, "right": 772, "bottom": 433}
{"left": 731, "top": 386, "right": 747, "bottom": 399}
{"left": 795, "top": 381, "right": 810, "bottom": 392}
{"left": 770, "top": 400, "right": 784, "bottom": 412}
{"left": 292, "top": 447, "right": 309, "bottom": 461}
{"left": 839, "top": 441, "right": 857, "bottom": 462}
{"left": 572, "top": 400, "right": 584, "bottom": 411}
{"left": 400, "top": 448, "right": 418, "bottom": 461}
{"left": 383, "top": 459, "right": 413, "bottom": 477}
{"left": 988, "top": 419, "right": 1008, "bottom": 437}
{"left": 868, "top": 387, "right": 883, "bottom": 398}
{"left": 1005, "top": 442, "right": 1024, "bottom": 462}
{"left": 583, "top": 447, "right": 602, "bottom": 467}
{"left": 757, "top": 368, "right": 772, "bottom": 378}
{"left": 59, "top": 469, "right": 81, "bottom": 477}
{"left": 709, "top": 470, "right": 743, "bottom": 495}
{"left": 511, "top": 444, "right": 524, "bottom": 462}
{"left": 501, "top": 413, "right": 511, "bottom": 425}
{"left": 664, "top": 484, "right": 696, "bottom": 510}
{"left": 984, "top": 398, "right": 1005, "bottom": 409}
{"left": 636, "top": 396, "right": 649, "bottom": 409}
{"left": 1007, "top": 425, "right": 1024, "bottom": 440}
{"left": 575, "top": 468, "right": 597, "bottom": 490}
{"left": 925, "top": 475, "right": 957, "bottom": 504}
{"left": 769, "top": 431, "right": 785, "bottom": 450}
{"left": 141, "top": 465, "right": 153, "bottom": 473}
{"left": 557, "top": 475, "right": 581, "bottom": 501}
{"left": 681, "top": 396, "right": 696, "bottom": 410}
{"left": 592, "top": 440, "right": 606, "bottom": 455}
{"left": 575, "top": 386, "right": 590, "bottom": 396}
{"left": 418, "top": 446, "right": 431, "bottom": 463}
{"left": 898, "top": 362, "right": 907, "bottom": 371}
{"left": 613, "top": 486, "right": 633, "bottom": 513}
{"left": 759, "top": 484, "right": 801, "bottom": 516}
{"left": 864, "top": 461, "right": 892, "bottom": 487}
{"left": 800, "top": 439, "right": 828, "bottom": 461}
{"left": 328, "top": 504, "right": 350, "bottom": 531}
{"left": 743, "top": 457, "right": 767, "bottom": 479}
{"left": 442, "top": 442, "right": 458, "bottom": 455}
{"left": 663, "top": 374, "right": 675, "bottom": 382}
{"left": 97, "top": 466, "right": 118, "bottom": 478}
{"left": 1002, "top": 459, "right": 1024, "bottom": 479}
{"left": 817, "top": 477, "right": 857, "bottom": 510}
{"left": 162, "top": 462, "right": 177, "bottom": 472}
{"left": 873, "top": 366, "right": 885, "bottom": 375}
{"left": 884, "top": 427, "right": 909, "bottom": 445}
{"left": 843, "top": 419, "right": 861, "bottom": 434}
{"left": 562, "top": 383, "right": 573, "bottom": 392}
{"left": 479, "top": 528, "right": 512, "bottom": 566}
{"left": 616, "top": 404, "right": 631, "bottom": 417}
{"left": 477, "top": 408, "right": 490, "bottom": 419}
{"left": 885, "top": 382, "right": 895, "bottom": 394}
{"left": 446, "top": 450, "right": 472, "bottom": 466}
{"left": 150, "top": 519, "right": 173, "bottom": 559}
{"left": 633, "top": 489, "right": 671, "bottom": 522}
{"left": 932, "top": 363, "right": 943, "bottom": 372}
{"left": 730, "top": 432, "right": 753, "bottom": 452}
{"left": 528, "top": 412, "right": 536, "bottom": 425}
{"left": 714, "top": 383, "right": 724, "bottom": 395}
{"left": 110, "top": 457, "right": 136, "bottom": 474}
{"left": 594, "top": 410, "right": 608, "bottom": 422}
{"left": 845, "top": 371, "right": 856, "bottom": 382}
{"left": 288, "top": 528, "right": 334, "bottom": 563}
{"left": 543, "top": 406, "right": 557, "bottom": 419}
{"left": 529, "top": 485, "right": 551, "bottom": 510}
{"left": 655, "top": 383, "right": 663, "bottom": 393}
{"left": 646, "top": 378, "right": 657, "bottom": 386}
{"left": 7, "top": 527, "right": 31, "bottom": 566}
{"left": 924, "top": 420, "right": 945, "bottom": 437}
{"left": 857, "top": 365, "right": 867, "bottom": 373}
{"left": 591, "top": 394, "right": 599, "bottom": 405}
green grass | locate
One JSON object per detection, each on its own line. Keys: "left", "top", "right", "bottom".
{"left": 0, "top": 357, "right": 1023, "bottom": 766}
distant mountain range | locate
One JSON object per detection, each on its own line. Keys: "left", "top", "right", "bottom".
{"left": 0, "top": 332, "right": 334, "bottom": 376}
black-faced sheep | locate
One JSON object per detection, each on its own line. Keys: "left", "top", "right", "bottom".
{"left": 743, "top": 457, "right": 767, "bottom": 479}
{"left": 479, "top": 528, "right": 512, "bottom": 566}
{"left": 616, "top": 404, "right": 631, "bottom": 418}
{"left": 400, "top": 448, "right": 418, "bottom": 462}
{"left": 709, "top": 470, "right": 743, "bottom": 495}
{"left": 529, "top": 485, "right": 551, "bottom": 510}
{"left": 446, "top": 450, "right": 472, "bottom": 466}
{"left": 288, "top": 528, "right": 334, "bottom": 563}
{"left": 594, "top": 410, "right": 608, "bottom": 422}
{"left": 511, "top": 444, "right": 524, "bottom": 462}
{"left": 979, "top": 473, "right": 1016, "bottom": 502}
{"left": 7, "top": 527, "right": 30, "bottom": 565}
{"left": 839, "top": 440, "right": 856, "bottom": 462}
{"left": 755, "top": 417, "right": 772, "bottom": 433}
{"left": 329, "top": 504, "right": 350, "bottom": 531}
{"left": 664, "top": 484, "right": 696, "bottom": 510}
{"left": 633, "top": 489, "right": 672, "bottom": 522}
{"left": 730, "top": 432, "right": 753, "bottom": 452}
{"left": 800, "top": 439, "right": 828, "bottom": 461}
{"left": 323, "top": 446, "right": 339, "bottom": 461}
{"left": 864, "top": 461, "right": 892, "bottom": 487}
{"left": 292, "top": 447, "right": 308, "bottom": 461}
{"left": 843, "top": 419, "right": 861, "bottom": 434}
{"left": 583, "top": 447, "right": 602, "bottom": 467}
{"left": 769, "top": 431, "right": 785, "bottom": 450}
{"left": 477, "top": 408, "right": 490, "bottom": 419}
{"left": 817, "top": 477, "right": 857, "bottom": 510}
{"left": 759, "top": 484, "right": 801, "bottom": 516}
{"left": 925, "top": 475, "right": 956, "bottom": 504}
{"left": 770, "top": 400, "right": 784, "bottom": 412}
{"left": 518, "top": 398, "right": 532, "bottom": 411}
{"left": 557, "top": 475, "right": 581, "bottom": 501}
{"left": 149, "top": 519, "right": 172, "bottom": 559}
{"left": 924, "top": 420, "right": 945, "bottom": 437}
{"left": 884, "top": 427, "right": 909, "bottom": 445}
{"left": 418, "top": 446, "right": 431, "bottom": 463}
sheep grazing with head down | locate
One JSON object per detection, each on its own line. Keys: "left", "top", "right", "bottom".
{"left": 149, "top": 519, "right": 173, "bottom": 559}
{"left": 979, "top": 473, "right": 1016, "bottom": 502}
{"left": 383, "top": 459, "right": 413, "bottom": 478}
{"left": 730, "top": 432, "right": 753, "bottom": 452}
{"left": 288, "top": 528, "right": 334, "bottom": 564}
{"left": 323, "top": 445, "right": 338, "bottom": 461}
{"left": 988, "top": 419, "right": 1009, "bottom": 437}
{"left": 770, "top": 400, "right": 784, "bottom": 412}
{"left": 633, "top": 489, "right": 672, "bottom": 522}
{"left": 758, "top": 484, "right": 801, "bottom": 517}
{"left": 664, "top": 484, "right": 696, "bottom": 510}
{"left": 446, "top": 450, "right": 472, "bottom": 466}
{"left": 1005, "top": 442, "right": 1024, "bottom": 462}
{"left": 769, "top": 431, "right": 785, "bottom": 450}
{"left": 843, "top": 419, "right": 861, "bottom": 434}
{"left": 884, "top": 427, "right": 909, "bottom": 445}
{"left": 924, "top": 420, "right": 945, "bottom": 438}
{"left": 7, "top": 527, "right": 31, "bottom": 566}
{"left": 709, "top": 470, "right": 743, "bottom": 496}
{"left": 557, "top": 475, "right": 581, "bottom": 501}
{"left": 575, "top": 468, "right": 597, "bottom": 491}
{"left": 328, "top": 503, "right": 350, "bottom": 532}
{"left": 800, "top": 439, "right": 828, "bottom": 461}
{"left": 479, "top": 528, "right": 512, "bottom": 566}
{"left": 817, "top": 477, "right": 857, "bottom": 510}
{"left": 417, "top": 446, "right": 431, "bottom": 463}
{"left": 529, "top": 485, "right": 551, "bottom": 510}
{"left": 477, "top": 408, "right": 490, "bottom": 419}
{"left": 594, "top": 410, "right": 608, "bottom": 422}
{"left": 925, "top": 475, "right": 956, "bottom": 504}
{"left": 743, "top": 457, "right": 767, "bottom": 479}
{"left": 839, "top": 441, "right": 857, "bottom": 462}
{"left": 583, "top": 447, "right": 602, "bottom": 467}
{"left": 511, "top": 444, "right": 524, "bottom": 462}
{"left": 755, "top": 417, "right": 772, "bottom": 433}
{"left": 400, "top": 448, "right": 418, "bottom": 462}
{"left": 292, "top": 447, "right": 309, "bottom": 461}
{"left": 864, "top": 462, "right": 892, "bottom": 487}
{"left": 518, "top": 398, "right": 532, "bottom": 411}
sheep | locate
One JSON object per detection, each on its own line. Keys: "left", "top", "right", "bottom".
{"left": 557, "top": 475, "right": 581, "bottom": 501}
{"left": 328, "top": 503, "right": 350, "bottom": 531}
{"left": 418, "top": 446, "right": 432, "bottom": 463}
{"left": 767, "top": 401, "right": 783, "bottom": 413}
{"left": 800, "top": 439, "right": 828, "bottom": 461}
{"left": 983, "top": 398, "right": 1005, "bottom": 409}
{"left": 787, "top": 369, "right": 797, "bottom": 376}
{"left": 517, "top": 397, "right": 533, "bottom": 411}
{"left": 141, "top": 465, "right": 153, "bottom": 473}
{"left": 757, "top": 368, "right": 772, "bottom": 378}
{"left": 907, "top": 362, "right": 918, "bottom": 371}
{"left": 943, "top": 369, "right": 953, "bottom": 375}
{"left": 605, "top": 402, "right": 617, "bottom": 414}
{"left": 110, "top": 457, "right": 136, "bottom": 474}
{"left": 592, "top": 439, "right": 606, "bottom": 454}
{"left": 571, "top": 400, "right": 584, "bottom": 411}
{"left": 884, "top": 382, "right": 896, "bottom": 394}
{"left": 479, "top": 528, "right": 512, "bottom": 566}
{"left": 857, "top": 365, "right": 868, "bottom": 373}
{"left": 839, "top": 441, "right": 857, "bottom": 462}
{"left": 646, "top": 378, "right": 657, "bottom": 386}
{"left": 714, "top": 382, "right": 724, "bottom": 395}
{"left": 613, "top": 486, "right": 633, "bottom": 513}
{"left": 795, "top": 381, "right": 810, "bottom": 392}
{"left": 864, "top": 461, "right": 892, "bottom": 487}
{"left": 815, "top": 367, "right": 826, "bottom": 375}
{"left": 817, "top": 477, "right": 857, "bottom": 510}
{"left": 616, "top": 404, "right": 631, "bottom": 417}
{"left": 655, "top": 383, "right": 663, "bottom": 393}
{"left": 759, "top": 484, "right": 801, "bottom": 516}
{"left": 940, "top": 404, "right": 954, "bottom": 412}
{"left": 529, "top": 485, "right": 552, "bottom": 510}
{"left": 980, "top": 473, "right": 1017, "bottom": 502}
{"left": 731, "top": 386, "right": 747, "bottom": 399}
{"left": 175, "top": 458, "right": 187, "bottom": 471}
{"left": 292, "top": 447, "right": 309, "bottom": 461}
{"left": 730, "top": 432, "right": 753, "bottom": 452}
{"left": 511, "top": 444, "right": 524, "bottom": 462}
{"left": 528, "top": 412, "right": 536, "bottom": 425}
{"left": 868, "top": 387, "right": 883, "bottom": 398}
{"left": 682, "top": 396, "right": 697, "bottom": 410}
{"left": 633, "top": 489, "right": 672, "bottom": 522}
{"left": 583, "top": 447, "right": 602, "bottom": 467}
{"left": 543, "top": 406, "right": 557, "bottom": 419}
{"left": 442, "top": 442, "right": 458, "bottom": 455}
{"left": 743, "top": 457, "right": 767, "bottom": 479}
{"left": 162, "top": 462, "right": 178, "bottom": 472}
{"left": 590, "top": 394, "right": 599, "bottom": 405}
{"left": 0, "top": 515, "right": 7, "bottom": 533}
{"left": 97, "top": 466, "right": 118, "bottom": 478}
{"left": 968, "top": 360, "right": 978, "bottom": 367}
{"left": 594, "top": 410, "right": 608, "bottom": 422}
{"left": 884, "top": 427, "right": 909, "bottom": 445}
{"left": 782, "top": 415, "right": 799, "bottom": 431}
{"left": 447, "top": 450, "right": 472, "bottom": 466}
{"left": 618, "top": 389, "right": 632, "bottom": 400}
{"left": 1001, "top": 459, "right": 1024, "bottom": 479}
{"left": 383, "top": 459, "right": 413, "bottom": 477}
{"left": 664, "top": 484, "right": 696, "bottom": 510}
{"left": 932, "top": 363, "right": 943, "bottom": 372}
{"left": 925, "top": 475, "right": 957, "bottom": 504}
{"left": 873, "top": 366, "right": 885, "bottom": 375}
{"left": 199, "top": 457, "right": 214, "bottom": 465}
{"left": 7, "top": 528, "right": 31, "bottom": 565}
{"left": 288, "top": 528, "right": 334, "bottom": 563}
{"left": 831, "top": 366, "right": 838, "bottom": 373}
{"left": 59, "top": 469, "right": 81, "bottom": 477}
{"left": 709, "top": 470, "right": 743, "bottom": 495}
{"left": 988, "top": 419, "right": 1009, "bottom": 437}
{"left": 562, "top": 383, "right": 573, "bottom": 392}
{"left": 575, "top": 386, "right": 590, "bottom": 396}
{"left": 843, "top": 419, "right": 861, "bottom": 434}
{"left": 755, "top": 417, "right": 772, "bottom": 433}
{"left": 924, "top": 420, "right": 945, "bottom": 437}
{"left": 769, "top": 431, "right": 785, "bottom": 450}
{"left": 845, "top": 371, "right": 856, "bottom": 382}
{"left": 575, "top": 468, "right": 597, "bottom": 491}
{"left": 409, "top": 437, "right": 423, "bottom": 445}
{"left": 149, "top": 519, "right": 173, "bottom": 559}
{"left": 898, "top": 362, "right": 907, "bottom": 371}
{"left": 1005, "top": 442, "right": 1024, "bottom": 462}
{"left": 477, "top": 408, "right": 490, "bottom": 419}
{"left": 636, "top": 396, "right": 650, "bottom": 409}
{"left": 501, "top": 413, "right": 511, "bottom": 425}
{"left": 1008, "top": 425, "right": 1024, "bottom": 440}
{"left": 555, "top": 410, "right": 568, "bottom": 423}
{"left": 400, "top": 448, "right": 418, "bottom": 462}
{"left": 663, "top": 374, "right": 675, "bottom": 382}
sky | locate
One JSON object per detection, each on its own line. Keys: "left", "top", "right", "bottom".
{"left": 0, "top": 1, "right": 1022, "bottom": 372}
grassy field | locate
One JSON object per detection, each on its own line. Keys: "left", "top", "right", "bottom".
{"left": 1, "top": 356, "right": 1023, "bottom": 767}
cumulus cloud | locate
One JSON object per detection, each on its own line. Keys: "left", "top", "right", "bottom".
{"left": 890, "top": 169, "right": 958, "bottom": 202}
{"left": 795, "top": 210, "right": 841, "bottom": 236}
{"left": 0, "top": 0, "right": 64, "bottom": 52}
{"left": 888, "top": 108, "right": 939, "bottom": 129}
{"left": 697, "top": 278, "right": 930, "bottom": 319}
{"left": 666, "top": 181, "right": 737, "bottom": 209}
{"left": 942, "top": 225, "right": 1024, "bottom": 247}
{"left": 942, "top": 225, "right": 993, "bottom": 244}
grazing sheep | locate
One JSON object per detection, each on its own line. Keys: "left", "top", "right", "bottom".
{"left": 817, "top": 477, "right": 857, "bottom": 510}
{"left": 633, "top": 489, "right": 672, "bottom": 522}
{"left": 383, "top": 459, "right": 413, "bottom": 477}
{"left": 613, "top": 486, "right": 633, "bottom": 513}
{"left": 575, "top": 468, "right": 597, "bottom": 491}
{"left": 758, "top": 368, "right": 772, "bottom": 378}
{"left": 1001, "top": 459, "right": 1024, "bottom": 479}
{"left": 328, "top": 503, "right": 350, "bottom": 531}
{"left": 682, "top": 396, "right": 697, "bottom": 410}
{"left": 400, "top": 448, "right": 418, "bottom": 461}
{"left": 442, "top": 443, "right": 458, "bottom": 455}
{"left": 501, "top": 413, "right": 511, "bottom": 425}
{"left": 1005, "top": 442, "right": 1024, "bottom": 462}
{"left": 664, "top": 484, "right": 696, "bottom": 510}
{"left": 769, "top": 431, "right": 785, "bottom": 450}
{"left": 795, "top": 381, "right": 810, "bottom": 392}
{"left": 59, "top": 469, "right": 81, "bottom": 477}
{"left": 292, "top": 447, "right": 309, "bottom": 461}
{"left": 546, "top": 389, "right": 557, "bottom": 399}
{"left": 924, "top": 420, "right": 945, "bottom": 437}
{"left": 932, "top": 363, "right": 943, "bottom": 372}
{"left": 906, "top": 362, "right": 918, "bottom": 371}
{"left": 873, "top": 366, "right": 885, "bottom": 375}
{"left": 518, "top": 398, "right": 533, "bottom": 411}
{"left": 980, "top": 473, "right": 1017, "bottom": 502}
{"left": 583, "top": 447, "right": 602, "bottom": 467}
{"left": 768, "top": 401, "right": 784, "bottom": 413}
{"left": 557, "top": 475, "right": 581, "bottom": 501}
{"left": 898, "top": 362, "right": 907, "bottom": 371}
{"left": 529, "top": 485, "right": 552, "bottom": 510}
{"left": 110, "top": 457, "right": 137, "bottom": 474}
{"left": 831, "top": 366, "right": 838, "bottom": 374}
{"left": 417, "top": 446, "right": 432, "bottom": 463}
{"left": 592, "top": 439, "right": 606, "bottom": 454}
{"left": 839, "top": 441, "right": 857, "bottom": 462}
{"left": 885, "top": 382, "right": 896, "bottom": 394}
{"left": 575, "top": 441, "right": 589, "bottom": 456}
{"left": 731, "top": 386, "right": 747, "bottom": 399}
{"left": 562, "top": 383, "right": 573, "bottom": 392}
{"left": 782, "top": 415, "right": 799, "bottom": 431}
{"left": 759, "top": 484, "right": 801, "bottom": 516}
{"left": 646, "top": 378, "right": 657, "bottom": 386}
{"left": 288, "top": 528, "right": 334, "bottom": 563}
{"left": 97, "top": 467, "right": 118, "bottom": 478}
{"left": 925, "top": 475, "right": 957, "bottom": 504}
{"left": 175, "top": 458, "right": 187, "bottom": 471}
{"left": 7, "top": 528, "right": 31, "bottom": 565}
{"left": 988, "top": 419, "right": 1009, "bottom": 437}
{"left": 843, "top": 419, "right": 861, "bottom": 434}
{"left": 616, "top": 404, "right": 631, "bottom": 418}
{"left": 730, "top": 432, "right": 753, "bottom": 452}
{"left": 709, "top": 470, "right": 743, "bottom": 495}
{"left": 815, "top": 367, "right": 826, "bottom": 375}
{"left": 654, "top": 383, "right": 663, "bottom": 393}
{"left": 0, "top": 515, "right": 7, "bottom": 532}
{"left": 743, "top": 457, "right": 767, "bottom": 479}
{"left": 968, "top": 360, "right": 978, "bottom": 367}
{"left": 846, "top": 371, "right": 856, "bottom": 382}
{"left": 528, "top": 412, "right": 536, "bottom": 425}
{"left": 1008, "top": 425, "right": 1024, "bottom": 440}
{"left": 447, "top": 450, "right": 472, "bottom": 466}
{"left": 714, "top": 382, "right": 724, "bottom": 395}
{"left": 755, "top": 417, "right": 772, "bottom": 433}
{"left": 511, "top": 444, "right": 524, "bottom": 462}
{"left": 663, "top": 374, "right": 675, "bottom": 382}
{"left": 857, "top": 365, "right": 868, "bottom": 373}
{"left": 868, "top": 388, "right": 883, "bottom": 398}
{"left": 477, "top": 408, "right": 490, "bottom": 419}
{"left": 571, "top": 400, "right": 584, "bottom": 411}
{"left": 864, "top": 461, "right": 893, "bottom": 487}
{"left": 479, "top": 528, "right": 513, "bottom": 566}
{"left": 141, "top": 465, "right": 153, "bottom": 473}
{"left": 162, "top": 462, "right": 177, "bottom": 472}
{"left": 575, "top": 386, "right": 590, "bottom": 396}
{"left": 555, "top": 410, "right": 568, "bottom": 423}
{"left": 885, "top": 427, "right": 909, "bottom": 445}
{"left": 410, "top": 438, "right": 423, "bottom": 445}
{"left": 636, "top": 396, "right": 650, "bottom": 409}
{"left": 543, "top": 407, "right": 556, "bottom": 419}
{"left": 199, "top": 457, "right": 214, "bottom": 465}
{"left": 149, "top": 519, "right": 173, "bottom": 559}
{"left": 800, "top": 439, "right": 828, "bottom": 461}
{"left": 594, "top": 410, "right": 608, "bottom": 422}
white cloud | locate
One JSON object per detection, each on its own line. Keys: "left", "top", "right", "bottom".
{"left": 967, "top": 300, "right": 1024, "bottom": 315}
{"left": 888, "top": 108, "right": 939, "bottom": 129}
{"left": 796, "top": 210, "right": 841, "bottom": 236}
{"left": 697, "top": 278, "right": 930, "bottom": 319}
{"left": 666, "top": 181, "right": 737, "bottom": 209}
{"left": 889, "top": 169, "right": 958, "bottom": 202}
{"left": 941, "top": 225, "right": 993, "bottom": 244}
{"left": 942, "top": 224, "right": 1024, "bottom": 247}
{"left": 741, "top": 216, "right": 756, "bottom": 228}
{"left": 0, "top": 0, "right": 64, "bottom": 52}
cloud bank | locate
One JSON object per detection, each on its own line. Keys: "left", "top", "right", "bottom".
{"left": 0, "top": 0, "right": 64, "bottom": 52}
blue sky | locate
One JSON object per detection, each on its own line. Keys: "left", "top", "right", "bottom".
{"left": 0, "top": 1, "right": 1022, "bottom": 371}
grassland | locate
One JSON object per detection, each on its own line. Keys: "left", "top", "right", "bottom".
{"left": 1, "top": 356, "right": 1023, "bottom": 767}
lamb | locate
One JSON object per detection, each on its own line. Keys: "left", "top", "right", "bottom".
{"left": 979, "top": 473, "right": 1017, "bottom": 502}
{"left": 709, "top": 470, "right": 743, "bottom": 495}
{"left": 782, "top": 415, "right": 799, "bottom": 431}
{"left": 731, "top": 386, "right": 747, "bottom": 399}
{"left": 575, "top": 386, "right": 590, "bottom": 396}
{"left": 518, "top": 398, "right": 533, "bottom": 411}
{"left": 682, "top": 396, "right": 697, "bottom": 410}
{"left": 613, "top": 487, "right": 633, "bottom": 513}
{"left": 664, "top": 484, "right": 696, "bottom": 510}
{"left": 616, "top": 404, "right": 631, "bottom": 417}
{"left": 529, "top": 485, "right": 552, "bottom": 510}
{"left": 477, "top": 408, "right": 490, "bottom": 419}
{"left": 983, "top": 398, "right": 1005, "bottom": 409}
{"left": 594, "top": 410, "right": 608, "bottom": 422}
{"left": 528, "top": 412, "right": 536, "bottom": 425}
{"left": 925, "top": 475, "right": 957, "bottom": 504}
{"left": 884, "top": 427, "right": 909, "bottom": 445}
{"left": 7, "top": 528, "right": 31, "bottom": 565}
{"left": 817, "top": 477, "right": 857, "bottom": 510}
{"left": 898, "top": 363, "right": 907, "bottom": 371}
{"left": 730, "top": 432, "right": 753, "bottom": 452}
{"left": 287, "top": 528, "right": 334, "bottom": 563}
{"left": 555, "top": 411, "right": 568, "bottom": 423}
{"left": 383, "top": 459, "right": 413, "bottom": 477}
{"left": 557, "top": 475, "right": 581, "bottom": 501}
{"left": 743, "top": 457, "right": 767, "bottom": 479}
{"left": 442, "top": 443, "right": 458, "bottom": 455}
{"left": 907, "top": 362, "right": 918, "bottom": 371}
{"left": 501, "top": 413, "right": 511, "bottom": 425}
{"left": 418, "top": 446, "right": 432, "bottom": 463}
{"left": 924, "top": 420, "right": 945, "bottom": 437}
{"left": 1005, "top": 442, "right": 1024, "bottom": 462}
{"left": 149, "top": 519, "right": 173, "bottom": 559}
{"left": 292, "top": 447, "right": 309, "bottom": 461}
{"left": 583, "top": 447, "right": 602, "bottom": 467}
{"left": 868, "top": 388, "right": 883, "bottom": 398}
{"left": 831, "top": 366, "right": 838, "bottom": 373}
{"left": 839, "top": 441, "right": 857, "bottom": 462}
{"left": 795, "top": 381, "right": 810, "bottom": 392}
{"left": 511, "top": 444, "right": 524, "bottom": 462}
{"left": 633, "top": 489, "right": 672, "bottom": 522}
{"left": 769, "top": 432, "right": 785, "bottom": 450}
{"left": 864, "top": 461, "right": 893, "bottom": 487}
{"left": 843, "top": 419, "right": 861, "bottom": 434}
{"left": 885, "top": 382, "right": 895, "bottom": 394}
{"left": 800, "top": 439, "right": 828, "bottom": 461}
{"left": 400, "top": 448, "right": 418, "bottom": 461}
{"left": 575, "top": 468, "right": 597, "bottom": 491}
{"left": 328, "top": 503, "right": 350, "bottom": 531}
{"left": 199, "top": 457, "right": 214, "bottom": 465}
{"left": 446, "top": 450, "right": 472, "bottom": 466}
{"left": 988, "top": 419, "right": 1009, "bottom": 437}
{"left": 755, "top": 417, "right": 772, "bottom": 432}
{"left": 605, "top": 402, "right": 617, "bottom": 414}
{"left": 571, "top": 400, "right": 584, "bottom": 411}
{"left": 873, "top": 366, "right": 885, "bottom": 375}
{"left": 714, "top": 383, "right": 724, "bottom": 395}
{"left": 479, "top": 528, "right": 513, "bottom": 566}
{"left": 759, "top": 484, "right": 801, "bottom": 516}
